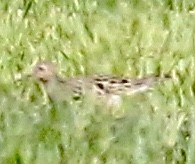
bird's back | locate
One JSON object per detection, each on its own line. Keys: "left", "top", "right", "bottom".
{"left": 65, "top": 74, "right": 169, "bottom": 97}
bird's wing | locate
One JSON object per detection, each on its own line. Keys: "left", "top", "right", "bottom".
{"left": 55, "top": 74, "right": 170, "bottom": 99}
{"left": 91, "top": 74, "right": 170, "bottom": 95}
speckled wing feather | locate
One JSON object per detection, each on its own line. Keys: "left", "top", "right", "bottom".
{"left": 90, "top": 74, "right": 170, "bottom": 96}
{"left": 54, "top": 74, "right": 170, "bottom": 100}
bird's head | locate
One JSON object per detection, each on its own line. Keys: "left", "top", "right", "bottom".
{"left": 33, "top": 61, "right": 57, "bottom": 83}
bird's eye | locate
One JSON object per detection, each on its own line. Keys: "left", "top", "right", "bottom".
{"left": 37, "top": 66, "right": 46, "bottom": 71}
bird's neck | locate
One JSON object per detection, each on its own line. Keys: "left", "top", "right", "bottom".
{"left": 43, "top": 75, "right": 66, "bottom": 86}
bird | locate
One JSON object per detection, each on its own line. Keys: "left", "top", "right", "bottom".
{"left": 32, "top": 61, "right": 170, "bottom": 106}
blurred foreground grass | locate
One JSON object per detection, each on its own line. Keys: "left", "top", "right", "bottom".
{"left": 1, "top": 0, "right": 195, "bottom": 163}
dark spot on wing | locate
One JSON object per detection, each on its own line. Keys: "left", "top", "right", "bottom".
{"left": 94, "top": 78, "right": 102, "bottom": 81}
{"left": 95, "top": 78, "right": 109, "bottom": 81}
{"left": 121, "top": 79, "right": 128, "bottom": 83}
{"left": 110, "top": 80, "right": 118, "bottom": 84}
{"left": 72, "top": 89, "right": 82, "bottom": 100}
{"left": 96, "top": 83, "right": 104, "bottom": 90}
{"left": 94, "top": 75, "right": 115, "bottom": 82}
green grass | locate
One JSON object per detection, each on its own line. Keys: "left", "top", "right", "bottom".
{"left": 0, "top": 0, "right": 195, "bottom": 163}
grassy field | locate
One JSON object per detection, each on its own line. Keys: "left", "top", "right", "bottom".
{"left": 0, "top": 0, "right": 195, "bottom": 163}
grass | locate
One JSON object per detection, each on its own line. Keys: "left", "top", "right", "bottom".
{"left": 0, "top": 0, "right": 195, "bottom": 163}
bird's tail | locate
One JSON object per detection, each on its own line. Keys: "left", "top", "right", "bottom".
{"left": 124, "top": 74, "right": 171, "bottom": 95}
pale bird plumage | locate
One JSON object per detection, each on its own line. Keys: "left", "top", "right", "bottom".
{"left": 33, "top": 61, "right": 170, "bottom": 105}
